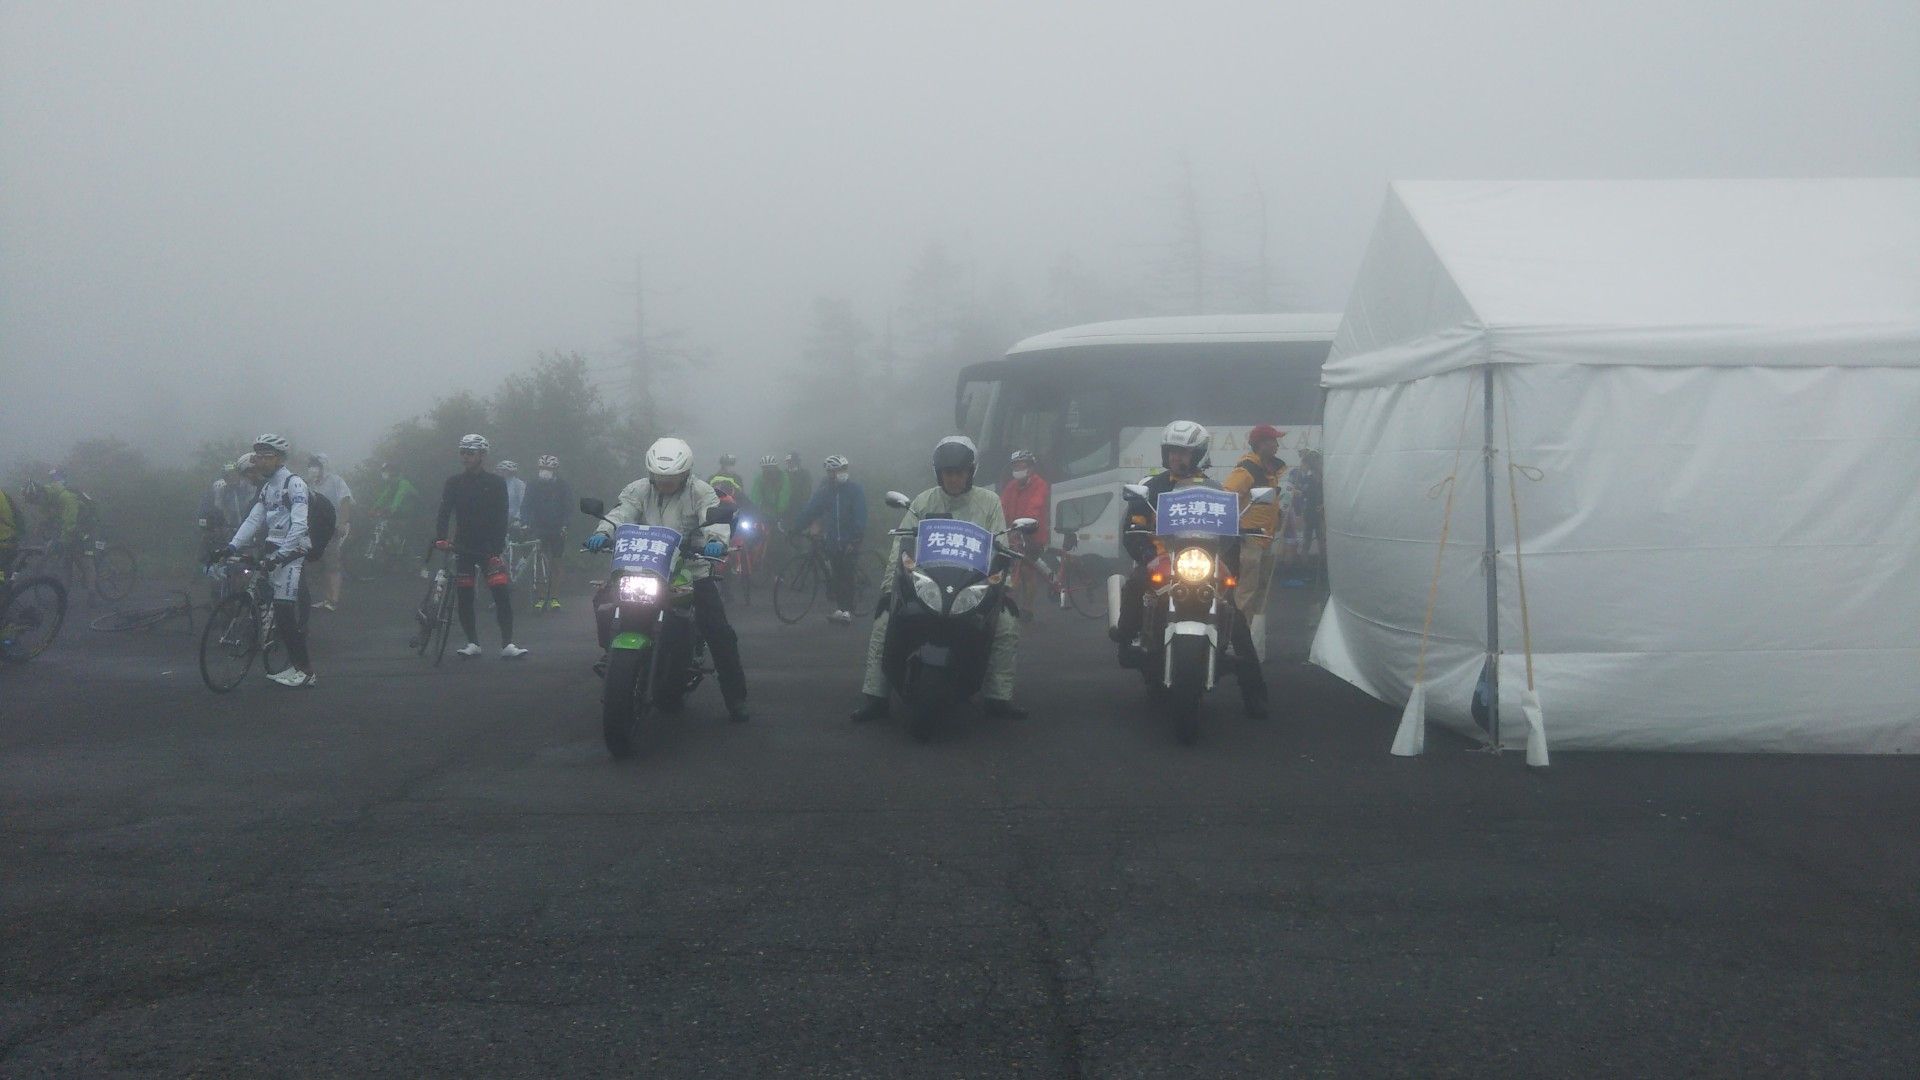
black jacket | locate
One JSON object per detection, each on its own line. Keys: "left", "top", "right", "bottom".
{"left": 436, "top": 471, "right": 510, "bottom": 555}
{"left": 523, "top": 474, "right": 575, "bottom": 532}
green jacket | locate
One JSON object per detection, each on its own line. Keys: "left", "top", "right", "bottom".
{"left": 374, "top": 476, "right": 421, "bottom": 516}
{"left": 749, "top": 471, "right": 792, "bottom": 516}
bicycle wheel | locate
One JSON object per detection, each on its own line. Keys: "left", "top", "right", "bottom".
{"left": 532, "top": 548, "right": 552, "bottom": 609}
{"left": 90, "top": 603, "right": 177, "bottom": 632}
{"left": 431, "top": 578, "right": 456, "bottom": 665}
{"left": 1065, "top": 557, "right": 1109, "bottom": 620}
{"left": 199, "top": 593, "right": 260, "bottom": 692}
{"left": 855, "top": 548, "right": 888, "bottom": 609}
{"left": 772, "top": 556, "right": 819, "bottom": 625}
{"left": 93, "top": 546, "right": 138, "bottom": 603}
{"left": 0, "top": 577, "right": 68, "bottom": 662}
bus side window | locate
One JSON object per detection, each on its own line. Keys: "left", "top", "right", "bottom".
{"left": 1060, "top": 387, "right": 1117, "bottom": 480}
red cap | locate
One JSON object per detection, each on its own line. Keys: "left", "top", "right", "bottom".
{"left": 1248, "top": 424, "right": 1285, "bottom": 442}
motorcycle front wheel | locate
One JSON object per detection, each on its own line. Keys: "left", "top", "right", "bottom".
{"left": 602, "top": 647, "right": 653, "bottom": 760}
{"left": 1167, "top": 635, "right": 1209, "bottom": 746}
{"left": 904, "top": 663, "right": 952, "bottom": 743}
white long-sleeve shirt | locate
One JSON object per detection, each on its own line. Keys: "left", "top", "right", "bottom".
{"left": 230, "top": 466, "right": 311, "bottom": 559}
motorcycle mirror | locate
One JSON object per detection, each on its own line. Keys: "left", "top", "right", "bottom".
{"left": 579, "top": 497, "right": 606, "bottom": 518}
{"left": 704, "top": 504, "right": 736, "bottom": 526}
{"left": 885, "top": 491, "right": 912, "bottom": 509}
{"left": 1122, "top": 483, "right": 1150, "bottom": 501}
{"left": 1248, "top": 487, "right": 1278, "bottom": 506}
{"left": 1011, "top": 517, "right": 1040, "bottom": 534}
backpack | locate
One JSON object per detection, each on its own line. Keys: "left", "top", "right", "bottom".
{"left": 305, "top": 490, "right": 337, "bottom": 560}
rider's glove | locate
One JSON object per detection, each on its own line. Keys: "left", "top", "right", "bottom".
{"left": 702, "top": 539, "right": 728, "bottom": 559}
{"left": 205, "top": 543, "right": 236, "bottom": 567}
{"left": 433, "top": 538, "right": 452, "bottom": 551}
{"left": 584, "top": 532, "right": 610, "bottom": 552}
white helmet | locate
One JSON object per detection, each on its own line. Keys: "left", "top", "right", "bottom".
{"left": 234, "top": 453, "right": 257, "bottom": 474}
{"left": 459, "top": 433, "right": 490, "bottom": 453}
{"left": 253, "top": 433, "right": 291, "bottom": 455}
{"left": 758, "top": 454, "right": 779, "bottom": 468}
{"left": 646, "top": 437, "right": 694, "bottom": 478}
{"left": 822, "top": 454, "right": 849, "bottom": 472}
{"left": 495, "top": 460, "right": 519, "bottom": 473}
{"left": 537, "top": 454, "right": 560, "bottom": 469}
{"left": 1160, "top": 420, "right": 1211, "bottom": 470}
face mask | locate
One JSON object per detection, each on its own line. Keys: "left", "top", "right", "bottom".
{"left": 538, "top": 470, "right": 553, "bottom": 480}
{"left": 834, "top": 472, "right": 849, "bottom": 484}
{"left": 1011, "top": 469, "right": 1030, "bottom": 481}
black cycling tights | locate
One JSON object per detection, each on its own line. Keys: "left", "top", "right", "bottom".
{"left": 457, "top": 583, "right": 514, "bottom": 646}
{"left": 273, "top": 600, "right": 312, "bottom": 671}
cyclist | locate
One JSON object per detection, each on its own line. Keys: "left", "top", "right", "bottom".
{"left": 33, "top": 470, "right": 83, "bottom": 556}
{"left": 851, "top": 436, "right": 1027, "bottom": 722}
{"left": 783, "top": 451, "right": 814, "bottom": 526}
{"left": 1110, "top": 420, "right": 1267, "bottom": 719}
{"left": 496, "top": 460, "right": 526, "bottom": 525}
{"left": 197, "top": 465, "right": 238, "bottom": 564}
{"left": 369, "top": 462, "right": 422, "bottom": 548}
{"left": 0, "top": 484, "right": 23, "bottom": 576}
{"left": 433, "top": 434, "right": 528, "bottom": 660}
{"left": 1223, "top": 424, "right": 1287, "bottom": 657}
{"left": 303, "top": 453, "right": 354, "bottom": 611}
{"left": 750, "top": 454, "right": 792, "bottom": 519}
{"left": 998, "top": 450, "right": 1051, "bottom": 618}
{"left": 522, "top": 454, "right": 574, "bottom": 610}
{"left": 585, "top": 437, "right": 750, "bottom": 722}
{"left": 791, "top": 454, "right": 867, "bottom": 624}
{"left": 710, "top": 453, "right": 746, "bottom": 496}
{"left": 210, "top": 434, "right": 318, "bottom": 688}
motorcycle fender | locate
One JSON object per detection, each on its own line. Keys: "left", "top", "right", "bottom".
{"left": 1106, "top": 574, "right": 1126, "bottom": 634}
{"left": 1165, "top": 620, "right": 1216, "bottom": 644}
{"left": 611, "top": 631, "right": 651, "bottom": 650}
{"left": 1162, "top": 623, "right": 1219, "bottom": 691}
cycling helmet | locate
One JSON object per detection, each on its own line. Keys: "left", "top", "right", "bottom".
{"left": 234, "top": 454, "right": 256, "bottom": 474}
{"left": 1160, "top": 420, "right": 1210, "bottom": 471}
{"left": 1010, "top": 449, "right": 1037, "bottom": 465}
{"left": 713, "top": 477, "right": 739, "bottom": 497}
{"left": 22, "top": 480, "right": 44, "bottom": 500}
{"left": 495, "top": 460, "right": 519, "bottom": 473}
{"left": 646, "top": 437, "right": 694, "bottom": 478}
{"left": 758, "top": 454, "right": 779, "bottom": 468}
{"left": 786, "top": 452, "right": 803, "bottom": 466}
{"left": 46, "top": 468, "right": 66, "bottom": 483}
{"left": 822, "top": 454, "right": 849, "bottom": 472}
{"left": 253, "top": 433, "right": 292, "bottom": 455}
{"left": 307, "top": 452, "right": 329, "bottom": 467}
{"left": 718, "top": 453, "right": 737, "bottom": 469}
{"left": 933, "top": 435, "right": 978, "bottom": 489}
{"left": 537, "top": 454, "right": 559, "bottom": 469}
{"left": 458, "top": 433, "right": 489, "bottom": 453}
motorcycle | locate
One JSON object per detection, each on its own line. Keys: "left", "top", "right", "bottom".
{"left": 579, "top": 497, "right": 734, "bottom": 760}
{"left": 1108, "top": 483, "right": 1277, "bottom": 745}
{"left": 877, "top": 490, "right": 1040, "bottom": 741}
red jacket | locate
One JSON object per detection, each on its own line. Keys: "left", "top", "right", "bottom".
{"left": 999, "top": 473, "right": 1050, "bottom": 545}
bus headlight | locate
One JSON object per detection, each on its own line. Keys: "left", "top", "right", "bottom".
{"left": 911, "top": 571, "right": 944, "bottom": 611}
{"left": 1175, "top": 547, "right": 1213, "bottom": 583}
{"left": 950, "top": 582, "right": 990, "bottom": 615}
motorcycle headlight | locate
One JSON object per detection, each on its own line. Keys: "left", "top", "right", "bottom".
{"left": 911, "top": 570, "right": 944, "bottom": 611}
{"left": 618, "top": 575, "right": 662, "bottom": 602}
{"left": 1175, "top": 547, "right": 1214, "bottom": 583}
{"left": 950, "top": 582, "right": 990, "bottom": 615}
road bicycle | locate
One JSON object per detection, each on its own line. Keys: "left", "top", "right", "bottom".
{"left": 1019, "top": 525, "right": 1108, "bottom": 620}
{"left": 505, "top": 527, "right": 553, "bottom": 609}
{"left": 771, "top": 528, "right": 883, "bottom": 625}
{"left": 24, "top": 534, "right": 138, "bottom": 605}
{"left": 0, "top": 547, "right": 69, "bottom": 663}
{"left": 198, "top": 554, "right": 299, "bottom": 692}
{"left": 91, "top": 589, "right": 196, "bottom": 634}
{"left": 353, "top": 515, "right": 414, "bottom": 580}
{"left": 409, "top": 549, "right": 457, "bottom": 664}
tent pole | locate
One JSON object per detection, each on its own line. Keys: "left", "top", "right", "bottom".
{"left": 1482, "top": 362, "right": 1502, "bottom": 749}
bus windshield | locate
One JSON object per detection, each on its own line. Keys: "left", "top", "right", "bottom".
{"left": 961, "top": 340, "right": 1329, "bottom": 481}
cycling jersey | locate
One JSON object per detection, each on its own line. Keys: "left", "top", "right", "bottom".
{"left": 230, "top": 466, "right": 312, "bottom": 560}
{"left": 374, "top": 475, "right": 421, "bottom": 516}
{"left": 436, "top": 470, "right": 510, "bottom": 556}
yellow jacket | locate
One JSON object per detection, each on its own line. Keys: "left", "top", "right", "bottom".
{"left": 1223, "top": 451, "right": 1286, "bottom": 543}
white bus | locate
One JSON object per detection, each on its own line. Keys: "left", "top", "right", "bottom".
{"left": 957, "top": 314, "right": 1338, "bottom": 564}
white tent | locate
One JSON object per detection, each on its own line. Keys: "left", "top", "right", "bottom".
{"left": 1310, "top": 180, "right": 1920, "bottom": 753}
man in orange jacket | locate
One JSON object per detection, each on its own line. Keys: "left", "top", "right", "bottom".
{"left": 1222, "top": 423, "right": 1288, "bottom": 661}
{"left": 998, "top": 450, "right": 1050, "bottom": 617}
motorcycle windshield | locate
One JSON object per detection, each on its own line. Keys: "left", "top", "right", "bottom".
{"left": 914, "top": 520, "right": 992, "bottom": 575}
{"left": 1155, "top": 488, "right": 1238, "bottom": 539}
{"left": 612, "top": 523, "right": 681, "bottom": 578}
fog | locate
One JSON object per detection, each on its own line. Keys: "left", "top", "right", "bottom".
{"left": 4, "top": 0, "right": 1916, "bottom": 469}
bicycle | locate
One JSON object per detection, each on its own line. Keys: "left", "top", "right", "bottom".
{"left": 91, "top": 589, "right": 196, "bottom": 634}
{"left": 1023, "top": 526, "right": 1108, "bottom": 620}
{"left": 26, "top": 534, "right": 138, "bottom": 605}
{"left": 198, "top": 554, "right": 299, "bottom": 692}
{"left": 408, "top": 548, "right": 457, "bottom": 665}
{"left": 505, "top": 527, "right": 552, "bottom": 608}
{"left": 0, "top": 547, "right": 69, "bottom": 663}
{"left": 772, "top": 528, "right": 878, "bottom": 625}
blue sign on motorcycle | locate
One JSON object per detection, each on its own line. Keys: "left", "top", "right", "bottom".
{"left": 915, "top": 519, "right": 993, "bottom": 574}
{"left": 611, "top": 523, "right": 681, "bottom": 576}
{"left": 1155, "top": 487, "right": 1238, "bottom": 537}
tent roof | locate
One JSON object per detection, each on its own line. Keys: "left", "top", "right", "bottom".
{"left": 1007, "top": 313, "right": 1339, "bottom": 355}
{"left": 1323, "top": 179, "right": 1920, "bottom": 388}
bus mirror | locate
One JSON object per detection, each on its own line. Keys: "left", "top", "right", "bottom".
{"left": 885, "top": 491, "right": 912, "bottom": 509}
{"left": 579, "top": 497, "right": 606, "bottom": 518}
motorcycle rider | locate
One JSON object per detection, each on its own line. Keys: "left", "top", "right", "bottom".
{"left": 849, "top": 436, "right": 1028, "bottom": 723}
{"left": 585, "top": 437, "right": 750, "bottom": 723}
{"left": 433, "top": 434, "right": 528, "bottom": 660}
{"left": 1110, "top": 420, "right": 1268, "bottom": 719}
{"left": 523, "top": 454, "right": 574, "bottom": 610}
{"left": 791, "top": 454, "right": 867, "bottom": 624}
{"left": 212, "top": 434, "right": 318, "bottom": 687}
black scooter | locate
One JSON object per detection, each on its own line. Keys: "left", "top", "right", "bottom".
{"left": 579, "top": 497, "right": 733, "bottom": 760}
{"left": 877, "top": 490, "right": 1040, "bottom": 741}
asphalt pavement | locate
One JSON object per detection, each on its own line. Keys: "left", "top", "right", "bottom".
{"left": 3, "top": 566, "right": 1917, "bottom": 1077}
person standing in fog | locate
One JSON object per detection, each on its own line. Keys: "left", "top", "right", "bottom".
{"left": 434, "top": 434, "right": 527, "bottom": 660}
{"left": 302, "top": 453, "right": 353, "bottom": 611}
